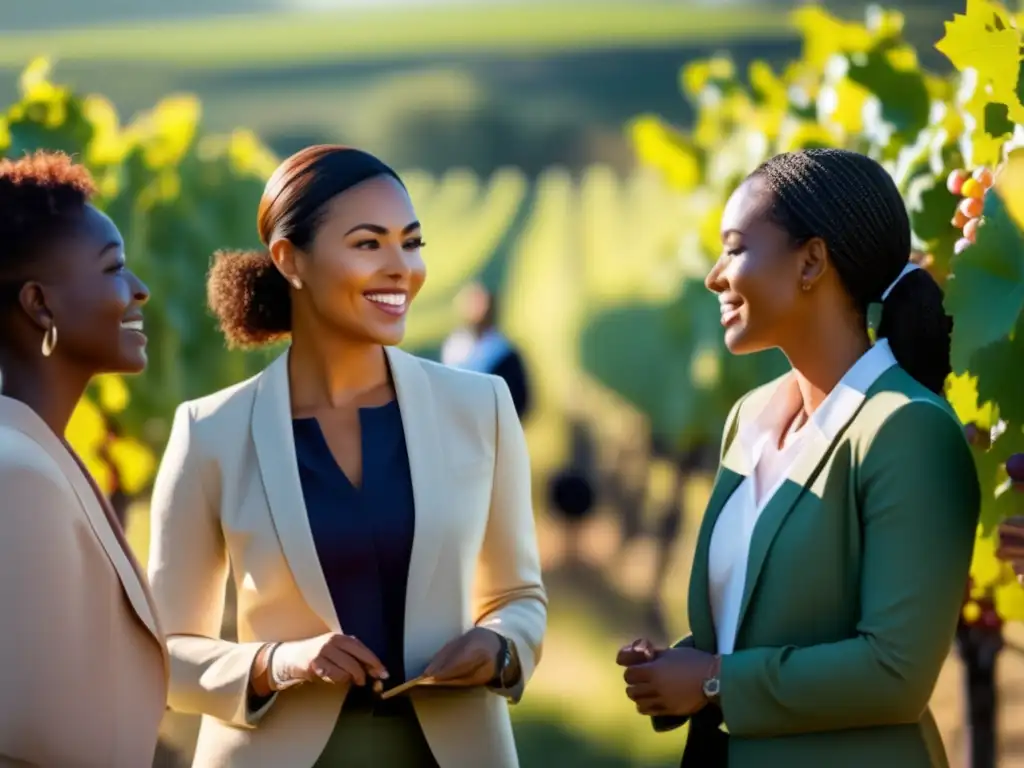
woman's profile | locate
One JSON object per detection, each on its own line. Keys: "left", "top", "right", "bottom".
{"left": 148, "top": 145, "right": 547, "bottom": 768}
{"left": 618, "top": 148, "right": 980, "bottom": 768}
{"left": 0, "top": 151, "right": 166, "bottom": 766}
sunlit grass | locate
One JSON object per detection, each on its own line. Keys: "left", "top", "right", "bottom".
{"left": 0, "top": 4, "right": 792, "bottom": 70}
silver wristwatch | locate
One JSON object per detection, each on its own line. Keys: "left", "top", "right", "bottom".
{"left": 701, "top": 656, "right": 721, "bottom": 704}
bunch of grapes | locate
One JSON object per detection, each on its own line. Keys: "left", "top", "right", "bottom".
{"left": 947, "top": 166, "right": 995, "bottom": 255}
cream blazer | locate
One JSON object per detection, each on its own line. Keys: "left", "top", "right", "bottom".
{"left": 0, "top": 396, "right": 168, "bottom": 768}
{"left": 148, "top": 346, "right": 547, "bottom": 768}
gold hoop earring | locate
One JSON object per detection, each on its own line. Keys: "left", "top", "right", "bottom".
{"left": 41, "top": 325, "right": 58, "bottom": 357}
{"left": 801, "top": 282, "right": 811, "bottom": 292}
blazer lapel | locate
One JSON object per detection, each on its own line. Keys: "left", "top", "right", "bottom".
{"left": 251, "top": 352, "right": 341, "bottom": 633}
{"left": 384, "top": 347, "right": 447, "bottom": 645}
{"left": 733, "top": 390, "right": 873, "bottom": 641}
{"left": 0, "top": 397, "right": 166, "bottom": 656}
{"left": 688, "top": 437, "right": 745, "bottom": 653}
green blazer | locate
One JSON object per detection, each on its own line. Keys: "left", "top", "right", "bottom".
{"left": 657, "top": 364, "right": 981, "bottom": 768}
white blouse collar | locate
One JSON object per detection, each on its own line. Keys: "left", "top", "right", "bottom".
{"left": 736, "top": 340, "right": 898, "bottom": 471}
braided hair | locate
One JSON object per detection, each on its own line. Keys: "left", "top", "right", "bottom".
{"left": 750, "top": 149, "right": 952, "bottom": 394}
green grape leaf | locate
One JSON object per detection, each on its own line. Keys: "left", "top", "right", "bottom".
{"left": 976, "top": 422, "right": 1024, "bottom": 534}
{"left": 945, "top": 189, "right": 1024, "bottom": 371}
{"left": 984, "top": 102, "right": 1015, "bottom": 137}
{"left": 935, "top": 0, "right": 1024, "bottom": 124}
{"left": 971, "top": 313, "right": 1024, "bottom": 425}
{"left": 946, "top": 371, "right": 998, "bottom": 430}
{"left": 904, "top": 172, "right": 960, "bottom": 276}
{"left": 846, "top": 47, "right": 930, "bottom": 143}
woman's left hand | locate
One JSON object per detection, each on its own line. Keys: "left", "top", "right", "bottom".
{"left": 622, "top": 646, "right": 716, "bottom": 716}
{"left": 423, "top": 627, "right": 503, "bottom": 687}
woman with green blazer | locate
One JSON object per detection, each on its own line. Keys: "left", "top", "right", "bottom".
{"left": 618, "top": 149, "right": 981, "bottom": 768}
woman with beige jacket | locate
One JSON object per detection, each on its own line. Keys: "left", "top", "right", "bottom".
{"left": 0, "top": 151, "right": 166, "bottom": 767}
{"left": 148, "top": 145, "right": 547, "bottom": 768}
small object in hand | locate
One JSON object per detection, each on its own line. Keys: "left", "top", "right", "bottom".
{"left": 378, "top": 675, "right": 438, "bottom": 700}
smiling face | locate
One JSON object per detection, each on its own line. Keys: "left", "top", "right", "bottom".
{"left": 22, "top": 204, "right": 150, "bottom": 374}
{"left": 705, "top": 176, "right": 818, "bottom": 355}
{"left": 278, "top": 174, "right": 426, "bottom": 347}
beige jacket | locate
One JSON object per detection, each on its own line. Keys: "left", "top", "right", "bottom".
{"left": 148, "top": 346, "right": 547, "bottom": 768}
{"left": 0, "top": 396, "right": 168, "bottom": 768}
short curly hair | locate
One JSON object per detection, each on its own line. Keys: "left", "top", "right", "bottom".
{"left": 0, "top": 150, "right": 97, "bottom": 298}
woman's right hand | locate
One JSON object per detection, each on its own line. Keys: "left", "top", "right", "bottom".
{"left": 272, "top": 633, "right": 389, "bottom": 688}
{"left": 616, "top": 638, "right": 662, "bottom": 667}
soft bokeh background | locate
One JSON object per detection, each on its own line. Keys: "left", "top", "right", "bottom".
{"left": 3, "top": 1, "right": 1024, "bottom": 766}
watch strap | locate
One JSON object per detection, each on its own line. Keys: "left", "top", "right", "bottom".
{"left": 489, "top": 633, "right": 512, "bottom": 688}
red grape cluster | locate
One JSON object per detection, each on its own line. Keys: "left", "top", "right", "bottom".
{"left": 947, "top": 166, "right": 995, "bottom": 255}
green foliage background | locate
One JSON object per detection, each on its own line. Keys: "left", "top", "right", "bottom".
{"left": 4, "top": 2, "right": 1024, "bottom": 764}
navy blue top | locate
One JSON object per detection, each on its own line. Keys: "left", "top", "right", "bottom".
{"left": 293, "top": 400, "right": 415, "bottom": 686}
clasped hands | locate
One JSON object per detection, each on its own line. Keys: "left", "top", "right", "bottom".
{"left": 616, "top": 637, "right": 717, "bottom": 717}
{"left": 272, "top": 627, "right": 503, "bottom": 691}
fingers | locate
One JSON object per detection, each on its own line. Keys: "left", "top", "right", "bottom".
{"left": 994, "top": 547, "right": 1024, "bottom": 564}
{"left": 427, "top": 642, "right": 490, "bottom": 682}
{"left": 331, "top": 635, "right": 389, "bottom": 680}
{"left": 617, "top": 648, "right": 654, "bottom": 666}
{"left": 635, "top": 698, "right": 669, "bottom": 716}
{"left": 617, "top": 639, "right": 658, "bottom": 667}
{"left": 317, "top": 645, "right": 370, "bottom": 686}
{"left": 998, "top": 522, "right": 1024, "bottom": 548}
{"left": 625, "top": 683, "right": 658, "bottom": 702}
{"left": 423, "top": 638, "right": 461, "bottom": 679}
{"left": 623, "top": 663, "right": 653, "bottom": 685}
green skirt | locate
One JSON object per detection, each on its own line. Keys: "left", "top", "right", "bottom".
{"left": 313, "top": 689, "right": 439, "bottom": 768}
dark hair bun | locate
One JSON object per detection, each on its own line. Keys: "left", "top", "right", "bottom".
{"left": 208, "top": 145, "right": 401, "bottom": 349}
{"left": 207, "top": 249, "right": 291, "bottom": 349}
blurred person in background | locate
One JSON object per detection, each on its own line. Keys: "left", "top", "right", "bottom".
{"left": 618, "top": 149, "right": 980, "bottom": 768}
{"left": 0, "top": 151, "right": 166, "bottom": 767}
{"left": 441, "top": 281, "right": 532, "bottom": 421}
{"left": 147, "top": 145, "right": 546, "bottom": 768}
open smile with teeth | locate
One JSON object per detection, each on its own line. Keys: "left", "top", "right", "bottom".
{"left": 365, "top": 293, "right": 407, "bottom": 307}
{"left": 121, "top": 319, "right": 145, "bottom": 332}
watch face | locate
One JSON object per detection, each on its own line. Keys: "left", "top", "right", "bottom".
{"left": 703, "top": 678, "right": 720, "bottom": 697}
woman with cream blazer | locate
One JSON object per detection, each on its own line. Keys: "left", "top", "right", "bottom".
{"left": 147, "top": 347, "right": 546, "bottom": 768}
